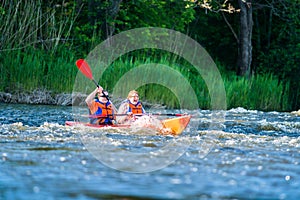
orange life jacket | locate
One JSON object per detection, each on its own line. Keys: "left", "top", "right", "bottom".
{"left": 127, "top": 100, "right": 144, "bottom": 114}
{"left": 89, "top": 100, "right": 115, "bottom": 124}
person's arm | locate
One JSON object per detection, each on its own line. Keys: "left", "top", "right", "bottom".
{"left": 85, "top": 87, "right": 103, "bottom": 107}
{"left": 116, "top": 102, "right": 130, "bottom": 124}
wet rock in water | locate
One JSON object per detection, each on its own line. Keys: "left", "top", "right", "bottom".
{"left": 0, "top": 89, "right": 169, "bottom": 108}
{"left": 30, "top": 90, "right": 56, "bottom": 104}
{"left": 12, "top": 90, "right": 56, "bottom": 105}
{"left": 55, "top": 93, "right": 72, "bottom": 106}
{"left": 0, "top": 90, "right": 87, "bottom": 106}
{"left": 0, "top": 92, "right": 12, "bottom": 103}
{"left": 71, "top": 92, "right": 87, "bottom": 106}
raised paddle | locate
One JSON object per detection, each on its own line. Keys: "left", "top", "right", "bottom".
{"left": 75, "top": 59, "right": 110, "bottom": 101}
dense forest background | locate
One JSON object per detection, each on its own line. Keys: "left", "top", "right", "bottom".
{"left": 0, "top": 0, "right": 299, "bottom": 111}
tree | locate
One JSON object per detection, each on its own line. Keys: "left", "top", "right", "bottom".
{"left": 253, "top": 0, "right": 300, "bottom": 109}
{"left": 0, "top": 0, "right": 77, "bottom": 52}
{"left": 193, "top": 0, "right": 253, "bottom": 77}
{"left": 104, "top": 0, "right": 123, "bottom": 38}
{"left": 114, "top": 0, "right": 195, "bottom": 32}
{"left": 237, "top": 0, "right": 253, "bottom": 76}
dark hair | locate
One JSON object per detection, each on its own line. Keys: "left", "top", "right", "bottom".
{"left": 96, "top": 90, "right": 109, "bottom": 98}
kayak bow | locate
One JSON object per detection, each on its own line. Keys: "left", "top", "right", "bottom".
{"left": 161, "top": 115, "right": 191, "bottom": 135}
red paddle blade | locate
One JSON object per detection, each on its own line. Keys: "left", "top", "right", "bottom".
{"left": 75, "top": 59, "right": 93, "bottom": 80}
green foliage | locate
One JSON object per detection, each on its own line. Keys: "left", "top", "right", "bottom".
{"left": 255, "top": 0, "right": 300, "bottom": 109}
{"left": 115, "top": 0, "right": 195, "bottom": 32}
{"left": 189, "top": 7, "right": 238, "bottom": 70}
{"left": 0, "top": 46, "right": 290, "bottom": 111}
{"left": 0, "top": 0, "right": 78, "bottom": 52}
{"left": 96, "top": 53, "right": 288, "bottom": 110}
{"left": 71, "top": 0, "right": 108, "bottom": 54}
{"left": 0, "top": 0, "right": 298, "bottom": 110}
{"left": 225, "top": 74, "right": 290, "bottom": 111}
{"left": 96, "top": 51, "right": 210, "bottom": 109}
{"left": 0, "top": 47, "right": 76, "bottom": 93}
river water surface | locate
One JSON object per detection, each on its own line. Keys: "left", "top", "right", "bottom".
{"left": 1, "top": 103, "right": 300, "bottom": 199}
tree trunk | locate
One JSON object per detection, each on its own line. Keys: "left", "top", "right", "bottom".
{"left": 88, "top": 0, "right": 96, "bottom": 25}
{"left": 105, "top": 0, "right": 122, "bottom": 39}
{"left": 237, "top": 0, "right": 253, "bottom": 77}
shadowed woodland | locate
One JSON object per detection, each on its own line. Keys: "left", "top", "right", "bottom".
{"left": 0, "top": 0, "right": 299, "bottom": 111}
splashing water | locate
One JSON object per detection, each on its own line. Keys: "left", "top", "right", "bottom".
{"left": 1, "top": 103, "right": 300, "bottom": 199}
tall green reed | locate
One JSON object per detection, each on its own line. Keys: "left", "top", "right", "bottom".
{"left": 0, "top": 47, "right": 76, "bottom": 93}
{"left": 98, "top": 53, "right": 289, "bottom": 111}
{"left": 0, "top": 48, "right": 290, "bottom": 111}
{"left": 225, "top": 74, "right": 290, "bottom": 111}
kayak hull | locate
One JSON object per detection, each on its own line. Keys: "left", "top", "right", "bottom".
{"left": 65, "top": 115, "right": 191, "bottom": 135}
{"left": 161, "top": 115, "right": 191, "bottom": 135}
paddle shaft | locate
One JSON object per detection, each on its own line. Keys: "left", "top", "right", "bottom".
{"left": 88, "top": 113, "right": 187, "bottom": 118}
{"left": 92, "top": 79, "right": 100, "bottom": 88}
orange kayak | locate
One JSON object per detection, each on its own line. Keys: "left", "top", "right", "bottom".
{"left": 65, "top": 115, "right": 191, "bottom": 135}
{"left": 161, "top": 115, "right": 191, "bottom": 135}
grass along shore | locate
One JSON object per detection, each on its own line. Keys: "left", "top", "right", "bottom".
{"left": 0, "top": 49, "right": 291, "bottom": 111}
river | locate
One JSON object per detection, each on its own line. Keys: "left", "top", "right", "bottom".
{"left": 1, "top": 103, "right": 300, "bottom": 199}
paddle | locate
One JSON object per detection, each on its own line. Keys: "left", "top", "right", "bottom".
{"left": 87, "top": 113, "right": 187, "bottom": 118}
{"left": 75, "top": 59, "right": 110, "bottom": 101}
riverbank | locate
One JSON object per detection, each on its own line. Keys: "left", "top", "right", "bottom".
{"left": 0, "top": 90, "right": 84, "bottom": 106}
{"left": 2, "top": 90, "right": 300, "bottom": 116}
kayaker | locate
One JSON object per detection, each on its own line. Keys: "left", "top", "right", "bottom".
{"left": 117, "top": 90, "right": 145, "bottom": 124}
{"left": 85, "top": 87, "right": 117, "bottom": 125}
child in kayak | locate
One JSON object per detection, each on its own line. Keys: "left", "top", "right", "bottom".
{"left": 117, "top": 90, "right": 166, "bottom": 133}
{"left": 85, "top": 87, "right": 117, "bottom": 125}
{"left": 117, "top": 90, "right": 145, "bottom": 124}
